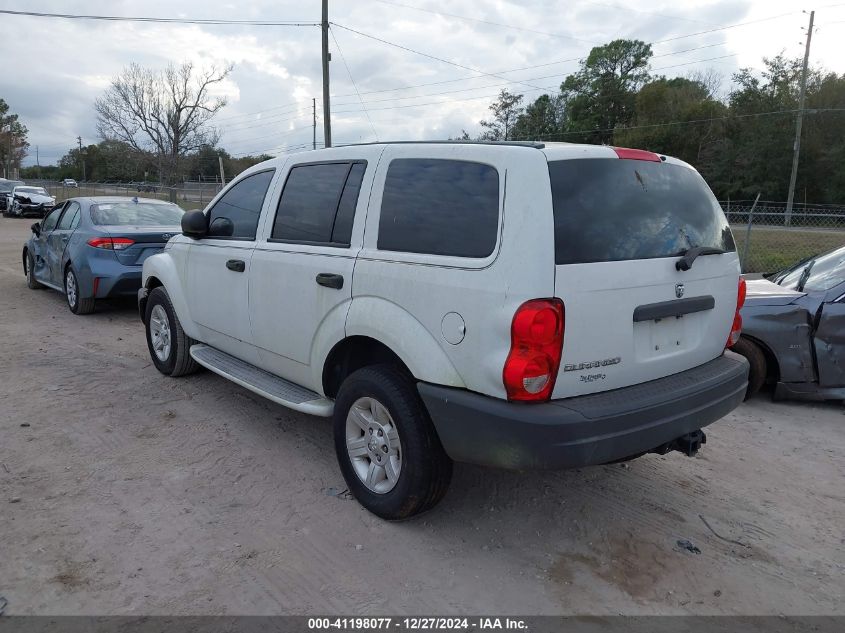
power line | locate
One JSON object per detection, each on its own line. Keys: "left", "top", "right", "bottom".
{"left": 330, "top": 22, "right": 546, "bottom": 92}
{"left": 651, "top": 11, "right": 798, "bottom": 44}
{"left": 0, "top": 9, "right": 318, "bottom": 26}
{"left": 330, "top": 53, "right": 737, "bottom": 109}
{"left": 370, "top": 0, "right": 600, "bottom": 45}
{"left": 330, "top": 53, "right": 739, "bottom": 115}
{"left": 330, "top": 41, "right": 731, "bottom": 101}
{"left": 329, "top": 26, "right": 379, "bottom": 142}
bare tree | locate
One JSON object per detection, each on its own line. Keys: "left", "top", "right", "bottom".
{"left": 95, "top": 61, "right": 233, "bottom": 197}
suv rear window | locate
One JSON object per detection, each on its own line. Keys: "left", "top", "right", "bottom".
{"left": 378, "top": 159, "right": 499, "bottom": 258}
{"left": 549, "top": 159, "right": 735, "bottom": 265}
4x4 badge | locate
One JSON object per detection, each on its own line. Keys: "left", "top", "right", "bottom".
{"left": 675, "top": 283, "right": 685, "bottom": 298}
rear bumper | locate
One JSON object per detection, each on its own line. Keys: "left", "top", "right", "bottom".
{"left": 418, "top": 351, "right": 749, "bottom": 470}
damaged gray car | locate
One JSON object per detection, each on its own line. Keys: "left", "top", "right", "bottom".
{"left": 734, "top": 244, "right": 845, "bottom": 401}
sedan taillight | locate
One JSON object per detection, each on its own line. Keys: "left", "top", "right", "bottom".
{"left": 87, "top": 237, "right": 135, "bottom": 250}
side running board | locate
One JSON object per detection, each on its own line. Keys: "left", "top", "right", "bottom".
{"left": 190, "top": 344, "right": 333, "bottom": 417}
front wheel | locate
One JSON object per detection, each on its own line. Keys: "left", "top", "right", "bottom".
{"left": 65, "top": 266, "right": 95, "bottom": 314}
{"left": 333, "top": 365, "right": 453, "bottom": 520}
{"left": 144, "top": 287, "right": 200, "bottom": 377}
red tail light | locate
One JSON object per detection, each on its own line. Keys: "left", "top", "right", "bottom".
{"left": 726, "top": 277, "right": 747, "bottom": 348}
{"left": 503, "top": 299, "right": 565, "bottom": 401}
{"left": 87, "top": 237, "right": 135, "bottom": 250}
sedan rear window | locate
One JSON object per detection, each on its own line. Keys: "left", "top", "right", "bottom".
{"left": 91, "top": 202, "right": 185, "bottom": 226}
{"left": 549, "top": 159, "right": 735, "bottom": 265}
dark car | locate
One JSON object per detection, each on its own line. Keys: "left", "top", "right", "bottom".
{"left": 0, "top": 178, "right": 25, "bottom": 213}
{"left": 23, "top": 197, "right": 185, "bottom": 314}
{"left": 734, "top": 244, "right": 845, "bottom": 401}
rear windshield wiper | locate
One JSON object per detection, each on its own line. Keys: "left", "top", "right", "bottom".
{"left": 675, "top": 246, "right": 726, "bottom": 271}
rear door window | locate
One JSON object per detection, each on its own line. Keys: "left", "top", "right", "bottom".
{"left": 57, "top": 202, "right": 81, "bottom": 230}
{"left": 377, "top": 159, "right": 499, "bottom": 258}
{"left": 271, "top": 162, "right": 365, "bottom": 245}
{"left": 548, "top": 159, "right": 735, "bottom": 265}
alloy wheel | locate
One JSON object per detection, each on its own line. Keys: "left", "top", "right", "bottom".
{"left": 345, "top": 396, "right": 403, "bottom": 494}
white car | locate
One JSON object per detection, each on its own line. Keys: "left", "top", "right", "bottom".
{"left": 62, "top": 179, "right": 79, "bottom": 188}
{"left": 138, "top": 141, "right": 749, "bottom": 519}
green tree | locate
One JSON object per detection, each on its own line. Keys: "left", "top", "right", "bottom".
{"left": 511, "top": 94, "right": 565, "bottom": 141}
{"left": 560, "top": 39, "right": 652, "bottom": 143}
{"left": 0, "top": 98, "right": 29, "bottom": 178}
{"left": 479, "top": 89, "right": 524, "bottom": 140}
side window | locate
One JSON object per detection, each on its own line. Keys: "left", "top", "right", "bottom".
{"left": 41, "top": 208, "right": 62, "bottom": 232}
{"left": 377, "top": 159, "right": 500, "bottom": 258}
{"left": 57, "top": 202, "right": 81, "bottom": 230}
{"left": 271, "top": 161, "right": 365, "bottom": 245}
{"left": 207, "top": 169, "right": 275, "bottom": 239}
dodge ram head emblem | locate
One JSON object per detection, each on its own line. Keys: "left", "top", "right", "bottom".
{"left": 675, "top": 283, "right": 685, "bottom": 298}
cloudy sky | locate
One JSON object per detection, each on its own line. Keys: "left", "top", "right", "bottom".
{"left": 5, "top": 0, "right": 845, "bottom": 168}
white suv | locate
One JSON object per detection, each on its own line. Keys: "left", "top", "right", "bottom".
{"left": 139, "top": 141, "right": 749, "bottom": 519}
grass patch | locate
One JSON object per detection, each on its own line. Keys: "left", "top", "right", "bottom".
{"left": 731, "top": 226, "right": 845, "bottom": 273}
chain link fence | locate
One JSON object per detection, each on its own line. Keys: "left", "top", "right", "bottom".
{"left": 27, "top": 180, "right": 223, "bottom": 212}
{"left": 723, "top": 200, "right": 845, "bottom": 274}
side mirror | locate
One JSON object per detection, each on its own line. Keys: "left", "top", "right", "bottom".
{"left": 30, "top": 222, "right": 41, "bottom": 236}
{"left": 208, "top": 217, "right": 234, "bottom": 238}
{"left": 181, "top": 210, "right": 208, "bottom": 239}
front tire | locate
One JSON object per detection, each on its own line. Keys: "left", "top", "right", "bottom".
{"left": 732, "top": 337, "right": 767, "bottom": 399}
{"left": 333, "top": 365, "right": 452, "bottom": 520}
{"left": 65, "top": 266, "right": 95, "bottom": 314}
{"left": 144, "top": 287, "right": 200, "bottom": 377}
{"left": 25, "top": 252, "right": 43, "bottom": 289}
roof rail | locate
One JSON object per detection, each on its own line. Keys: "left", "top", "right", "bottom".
{"left": 332, "top": 140, "right": 546, "bottom": 149}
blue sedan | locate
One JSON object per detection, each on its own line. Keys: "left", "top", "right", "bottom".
{"left": 22, "top": 197, "right": 184, "bottom": 314}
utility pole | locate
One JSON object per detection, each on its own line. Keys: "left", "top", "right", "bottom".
{"left": 313, "top": 98, "right": 317, "bottom": 150}
{"left": 218, "top": 156, "right": 226, "bottom": 187}
{"left": 321, "top": 0, "right": 332, "bottom": 148}
{"left": 77, "top": 136, "right": 86, "bottom": 181}
{"left": 36, "top": 145, "right": 40, "bottom": 179}
{"left": 785, "top": 10, "right": 814, "bottom": 227}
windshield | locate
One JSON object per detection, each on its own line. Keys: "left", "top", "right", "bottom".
{"left": 549, "top": 158, "right": 735, "bottom": 265}
{"left": 778, "top": 245, "right": 845, "bottom": 292}
{"left": 90, "top": 201, "right": 185, "bottom": 226}
{"left": 16, "top": 187, "right": 48, "bottom": 196}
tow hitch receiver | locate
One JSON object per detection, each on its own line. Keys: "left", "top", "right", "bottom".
{"left": 651, "top": 430, "right": 707, "bottom": 457}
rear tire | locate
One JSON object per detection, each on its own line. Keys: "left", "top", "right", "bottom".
{"left": 732, "top": 337, "right": 767, "bottom": 399}
{"left": 333, "top": 364, "right": 453, "bottom": 520}
{"left": 144, "top": 287, "right": 200, "bottom": 377}
{"left": 25, "top": 252, "right": 43, "bottom": 289}
{"left": 65, "top": 266, "right": 95, "bottom": 315}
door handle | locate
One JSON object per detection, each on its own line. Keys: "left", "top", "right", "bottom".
{"left": 226, "top": 259, "right": 246, "bottom": 273}
{"left": 316, "top": 273, "right": 344, "bottom": 289}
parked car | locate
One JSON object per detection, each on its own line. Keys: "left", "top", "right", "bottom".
{"left": 0, "top": 178, "right": 24, "bottom": 213}
{"left": 23, "top": 197, "right": 185, "bottom": 314}
{"left": 3, "top": 184, "right": 56, "bottom": 218}
{"left": 138, "top": 141, "right": 749, "bottom": 519}
{"left": 62, "top": 179, "right": 79, "bottom": 188}
{"left": 734, "top": 245, "right": 845, "bottom": 401}
{"left": 136, "top": 182, "right": 160, "bottom": 193}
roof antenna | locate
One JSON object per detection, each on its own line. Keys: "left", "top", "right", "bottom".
{"left": 132, "top": 196, "right": 139, "bottom": 203}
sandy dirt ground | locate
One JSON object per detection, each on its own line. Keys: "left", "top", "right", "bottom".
{"left": 1, "top": 217, "right": 843, "bottom": 615}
